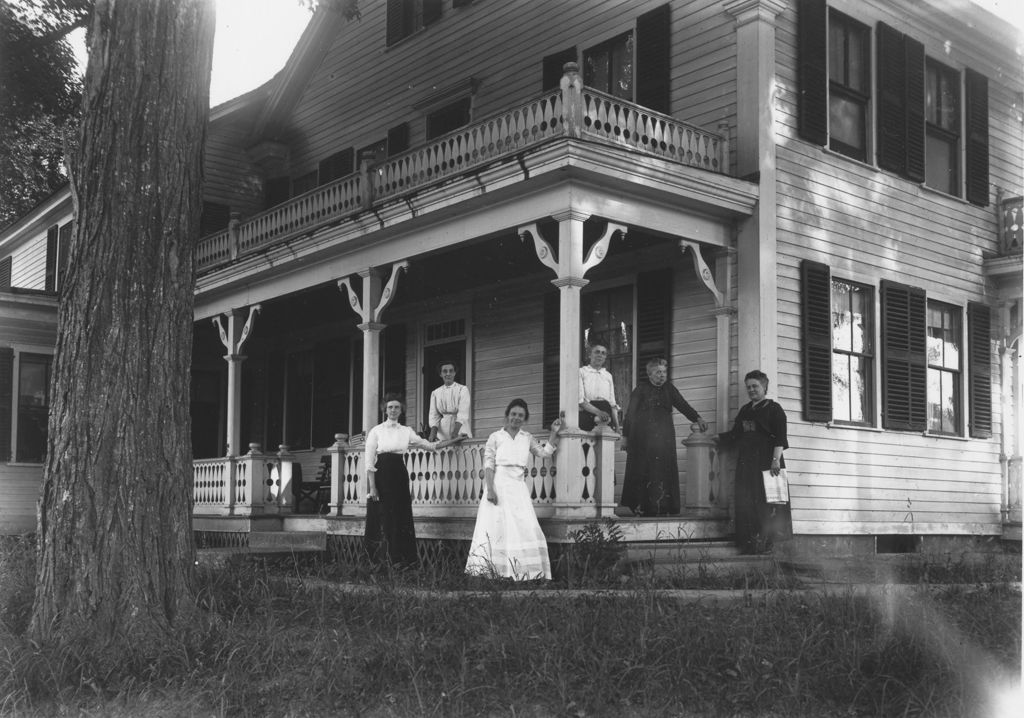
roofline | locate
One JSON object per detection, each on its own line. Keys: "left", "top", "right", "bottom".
{"left": 0, "top": 185, "right": 73, "bottom": 248}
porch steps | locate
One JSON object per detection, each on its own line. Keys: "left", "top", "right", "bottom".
{"left": 623, "top": 540, "right": 777, "bottom": 578}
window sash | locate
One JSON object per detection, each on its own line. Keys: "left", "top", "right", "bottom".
{"left": 583, "top": 31, "right": 634, "bottom": 101}
{"left": 831, "top": 279, "right": 874, "bottom": 425}
{"left": 926, "top": 301, "right": 962, "bottom": 435}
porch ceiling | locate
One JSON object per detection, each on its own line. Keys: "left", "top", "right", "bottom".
{"left": 194, "top": 139, "right": 758, "bottom": 321}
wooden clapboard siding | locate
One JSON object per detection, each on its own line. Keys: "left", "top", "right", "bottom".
{"left": 8, "top": 232, "right": 48, "bottom": 290}
{"left": 769, "top": 1, "right": 1014, "bottom": 536}
{"left": 0, "top": 464, "right": 43, "bottom": 533}
{"left": 471, "top": 284, "right": 546, "bottom": 435}
{"left": 204, "top": 113, "right": 264, "bottom": 218}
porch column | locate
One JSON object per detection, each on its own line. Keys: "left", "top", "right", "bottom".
{"left": 520, "top": 215, "right": 626, "bottom": 517}
{"left": 212, "top": 304, "right": 260, "bottom": 457}
{"left": 339, "top": 262, "right": 409, "bottom": 431}
{"left": 725, "top": 0, "right": 786, "bottom": 382}
{"left": 680, "top": 241, "right": 734, "bottom": 510}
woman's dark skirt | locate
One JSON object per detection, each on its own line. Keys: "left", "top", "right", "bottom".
{"left": 579, "top": 398, "right": 615, "bottom": 431}
{"left": 364, "top": 453, "right": 418, "bottom": 568}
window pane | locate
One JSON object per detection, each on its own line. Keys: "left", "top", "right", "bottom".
{"left": 846, "top": 27, "right": 867, "bottom": 92}
{"left": 925, "top": 133, "right": 958, "bottom": 195}
{"left": 850, "top": 286, "right": 870, "bottom": 353}
{"left": 832, "top": 353, "right": 852, "bottom": 422}
{"left": 829, "top": 95, "right": 865, "bottom": 151}
{"left": 941, "top": 370, "right": 959, "bottom": 433}
{"left": 584, "top": 32, "right": 633, "bottom": 101}
{"left": 17, "top": 355, "right": 51, "bottom": 462}
{"left": 849, "top": 355, "right": 869, "bottom": 423}
{"left": 831, "top": 282, "right": 852, "bottom": 351}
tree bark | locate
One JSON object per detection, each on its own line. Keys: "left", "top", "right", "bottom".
{"left": 31, "top": 0, "right": 215, "bottom": 651}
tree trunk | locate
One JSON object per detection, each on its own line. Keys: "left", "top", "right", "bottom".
{"left": 30, "top": 0, "right": 215, "bottom": 651}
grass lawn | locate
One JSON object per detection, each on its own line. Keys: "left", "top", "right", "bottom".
{"left": 1, "top": 534, "right": 1021, "bottom": 717}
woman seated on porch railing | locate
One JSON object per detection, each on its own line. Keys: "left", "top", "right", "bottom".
{"left": 365, "top": 393, "right": 461, "bottom": 569}
{"left": 465, "top": 400, "right": 563, "bottom": 581}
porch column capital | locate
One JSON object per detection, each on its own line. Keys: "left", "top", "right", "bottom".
{"left": 551, "top": 276, "right": 588, "bottom": 289}
{"left": 357, "top": 322, "right": 386, "bottom": 333}
{"left": 723, "top": 0, "right": 786, "bottom": 25}
{"left": 550, "top": 209, "right": 591, "bottom": 224}
{"left": 212, "top": 304, "right": 261, "bottom": 458}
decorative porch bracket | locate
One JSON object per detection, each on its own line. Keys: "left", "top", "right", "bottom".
{"left": 338, "top": 261, "right": 409, "bottom": 504}
{"left": 212, "top": 303, "right": 261, "bottom": 458}
{"left": 681, "top": 240, "right": 734, "bottom": 510}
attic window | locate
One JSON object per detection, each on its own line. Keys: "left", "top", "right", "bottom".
{"left": 386, "top": 0, "right": 442, "bottom": 47}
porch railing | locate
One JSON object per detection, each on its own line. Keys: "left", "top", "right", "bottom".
{"left": 330, "top": 432, "right": 615, "bottom": 519}
{"left": 196, "top": 68, "right": 729, "bottom": 273}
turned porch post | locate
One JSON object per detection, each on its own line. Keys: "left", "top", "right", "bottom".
{"left": 520, "top": 215, "right": 626, "bottom": 516}
{"left": 212, "top": 304, "right": 260, "bottom": 458}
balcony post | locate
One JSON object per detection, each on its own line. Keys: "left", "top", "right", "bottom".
{"left": 228, "top": 211, "right": 241, "bottom": 260}
{"left": 359, "top": 151, "right": 375, "bottom": 211}
{"left": 716, "top": 120, "right": 731, "bottom": 174}
{"left": 212, "top": 304, "right": 260, "bottom": 459}
{"left": 595, "top": 429, "right": 619, "bottom": 516}
{"left": 270, "top": 444, "right": 296, "bottom": 513}
{"left": 560, "top": 62, "right": 583, "bottom": 138}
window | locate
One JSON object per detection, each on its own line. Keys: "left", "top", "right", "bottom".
{"left": 828, "top": 11, "right": 870, "bottom": 160}
{"left": 925, "top": 59, "right": 960, "bottom": 195}
{"left": 200, "top": 202, "right": 231, "bottom": 236}
{"left": 425, "top": 97, "right": 471, "bottom": 140}
{"left": 926, "top": 301, "right": 962, "bottom": 435}
{"left": 386, "top": 0, "right": 442, "bottom": 47}
{"left": 831, "top": 279, "right": 874, "bottom": 424}
{"left": 796, "top": 0, "right": 990, "bottom": 207}
{"left": 318, "top": 148, "right": 355, "bottom": 185}
{"left": 582, "top": 284, "right": 635, "bottom": 405}
{"left": 584, "top": 31, "right": 634, "bottom": 102}
{"left": 804, "top": 262, "right": 992, "bottom": 436}
{"left": 17, "top": 353, "right": 51, "bottom": 462}
{"left": 291, "top": 171, "right": 318, "bottom": 197}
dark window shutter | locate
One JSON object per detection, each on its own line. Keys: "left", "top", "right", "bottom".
{"left": 0, "top": 257, "right": 11, "bottom": 289}
{"left": 881, "top": 280, "right": 927, "bottom": 431}
{"left": 422, "top": 0, "right": 442, "bottom": 27}
{"left": 965, "top": 68, "right": 989, "bottom": 207}
{"left": 801, "top": 260, "right": 832, "bottom": 422}
{"left": 44, "top": 225, "right": 58, "bottom": 292}
{"left": 903, "top": 36, "right": 925, "bottom": 183}
{"left": 453, "top": 0, "right": 472, "bottom": 7}
{"left": 876, "top": 22, "right": 907, "bottom": 176}
{"left": 542, "top": 292, "right": 560, "bottom": 427}
{"left": 264, "top": 176, "right": 290, "bottom": 209}
{"left": 796, "top": 0, "right": 828, "bottom": 146}
{"left": 387, "top": 123, "right": 410, "bottom": 156}
{"left": 636, "top": 268, "right": 672, "bottom": 382}
{"left": 968, "top": 301, "right": 992, "bottom": 438}
{"left": 636, "top": 4, "right": 671, "bottom": 114}
{"left": 0, "top": 346, "right": 12, "bottom": 462}
{"left": 385, "top": 0, "right": 405, "bottom": 46}
{"left": 318, "top": 147, "right": 355, "bottom": 185}
{"left": 542, "top": 47, "right": 577, "bottom": 92}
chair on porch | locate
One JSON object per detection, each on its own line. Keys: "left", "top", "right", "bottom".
{"left": 292, "top": 455, "right": 331, "bottom": 514}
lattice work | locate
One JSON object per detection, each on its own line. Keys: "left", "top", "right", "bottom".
{"left": 326, "top": 535, "right": 470, "bottom": 570}
{"left": 194, "top": 531, "right": 248, "bottom": 549}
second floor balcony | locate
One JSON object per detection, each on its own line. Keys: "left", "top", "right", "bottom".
{"left": 195, "top": 65, "right": 732, "bottom": 276}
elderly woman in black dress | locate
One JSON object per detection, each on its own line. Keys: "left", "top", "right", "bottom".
{"left": 619, "top": 358, "right": 707, "bottom": 516}
{"left": 716, "top": 370, "right": 792, "bottom": 554}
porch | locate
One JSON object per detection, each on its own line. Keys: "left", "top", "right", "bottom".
{"left": 192, "top": 429, "right": 733, "bottom": 546}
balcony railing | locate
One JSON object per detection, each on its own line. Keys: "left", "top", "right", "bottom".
{"left": 196, "top": 68, "right": 729, "bottom": 274}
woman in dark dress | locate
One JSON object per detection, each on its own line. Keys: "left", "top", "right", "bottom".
{"left": 717, "top": 370, "right": 792, "bottom": 554}
{"left": 364, "top": 394, "right": 449, "bottom": 567}
{"left": 619, "top": 358, "right": 707, "bottom": 516}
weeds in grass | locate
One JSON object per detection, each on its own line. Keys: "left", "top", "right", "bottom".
{"left": 1, "top": 534, "right": 1020, "bottom": 717}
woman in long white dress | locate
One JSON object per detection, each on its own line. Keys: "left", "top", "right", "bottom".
{"left": 465, "top": 399, "right": 562, "bottom": 580}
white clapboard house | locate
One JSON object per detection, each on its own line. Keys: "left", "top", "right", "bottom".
{"left": 2, "top": 0, "right": 1021, "bottom": 558}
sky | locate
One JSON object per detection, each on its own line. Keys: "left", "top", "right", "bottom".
{"left": 67, "top": 0, "right": 1021, "bottom": 109}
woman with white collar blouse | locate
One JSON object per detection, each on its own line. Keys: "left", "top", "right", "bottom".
{"left": 364, "top": 393, "right": 455, "bottom": 568}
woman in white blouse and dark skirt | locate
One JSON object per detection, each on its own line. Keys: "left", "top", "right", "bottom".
{"left": 364, "top": 394, "right": 450, "bottom": 568}
{"left": 465, "top": 400, "right": 563, "bottom": 580}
